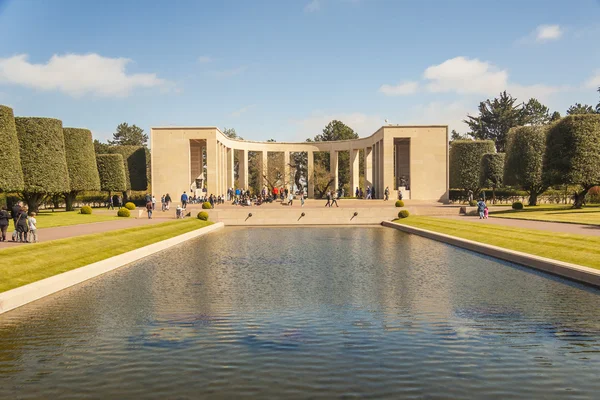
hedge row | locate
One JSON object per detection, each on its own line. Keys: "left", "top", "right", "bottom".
{"left": 449, "top": 140, "right": 495, "bottom": 193}
{"left": 96, "top": 154, "right": 127, "bottom": 192}
{"left": 63, "top": 128, "right": 101, "bottom": 192}
{"left": 108, "top": 145, "right": 148, "bottom": 191}
{"left": 0, "top": 105, "right": 24, "bottom": 192}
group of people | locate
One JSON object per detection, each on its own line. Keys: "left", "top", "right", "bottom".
{"left": 354, "top": 186, "right": 392, "bottom": 201}
{"left": 0, "top": 201, "right": 38, "bottom": 243}
{"left": 476, "top": 198, "right": 489, "bottom": 219}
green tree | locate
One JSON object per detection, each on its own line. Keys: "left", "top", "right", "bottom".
{"left": 566, "top": 103, "right": 595, "bottom": 115}
{"left": 222, "top": 127, "right": 240, "bottom": 139}
{"left": 465, "top": 91, "right": 526, "bottom": 152}
{"left": 522, "top": 98, "right": 551, "bottom": 125}
{"left": 96, "top": 154, "right": 127, "bottom": 195}
{"left": 550, "top": 111, "right": 561, "bottom": 122}
{"left": 0, "top": 105, "right": 24, "bottom": 192}
{"left": 63, "top": 128, "right": 101, "bottom": 211}
{"left": 504, "top": 125, "right": 549, "bottom": 206}
{"left": 15, "top": 118, "right": 70, "bottom": 212}
{"left": 108, "top": 146, "right": 148, "bottom": 193}
{"left": 94, "top": 139, "right": 111, "bottom": 154}
{"left": 596, "top": 87, "right": 600, "bottom": 113}
{"left": 223, "top": 128, "right": 242, "bottom": 185}
{"left": 449, "top": 140, "right": 495, "bottom": 196}
{"left": 480, "top": 153, "right": 505, "bottom": 203}
{"left": 108, "top": 122, "right": 148, "bottom": 146}
{"left": 543, "top": 115, "right": 600, "bottom": 208}
{"left": 450, "top": 129, "right": 471, "bottom": 142}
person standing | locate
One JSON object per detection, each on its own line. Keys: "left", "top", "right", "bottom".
{"left": 161, "top": 195, "right": 166, "bottom": 211}
{"left": 152, "top": 195, "right": 156, "bottom": 211}
{"left": 146, "top": 200, "right": 153, "bottom": 219}
{"left": 117, "top": 195, "right": 123, "bottom": 208}
{"left": 107, "top": 195, "right": 114, "bottom": 210}
{"left": 355, "top": 187, "right": 359, "bottom": 198}
{"left": 11, "top": 201, "right": 21, "bottom": 242}
{"left": 477, "top": 198, "right": 486, "bottom": 219}
{"left": 28, "top": 212, "right": 38, "bottom": 243}
{"left": 300, "top": 189, "right": 305, "bottom": 207}
{"left": 0, "top": 206, "right": 9, "bottom": 242}
{"left": 288, "top": 191, "right": 294, "bottom": 206}
{"left": 15, "top": 207, "right": 28, "bottom": 243}
{"left": 165, "top": 193, "right": 172, "bottom": 210}
{"left": 384, "top": 186, "right": 390, "bottom": 201}
{"left": 181, "top": 191, "right": 188, "bottom": 210}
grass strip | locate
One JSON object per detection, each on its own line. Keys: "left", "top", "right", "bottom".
{"left": 6, "top": 210, "right": 120, "bottom": 232}
{"left": 393, "top": 216, "right": 600, "bottom": 270}
{"left": 0, "top": 219, "right": 212, "bottom": 293}
{"left": 490, "top": 205, "right": 600, "bottom": 225}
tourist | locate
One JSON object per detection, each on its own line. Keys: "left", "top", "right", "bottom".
{"left": 146, "top": 200, "right": 153, "bottom": 219}
{"left": 355, "top": 187, "right": 359, "bottom": 198}
{"left": 176, "top": 204, "right": 183, "bottom": 219}
{"left": 11, "top": 201, "right": 22, "bottom": 241}
{"left": 398, "top": 190, "right": 403, "bottom": 201}
{"left": 331, "top": 191, "right": 339, "bottom": 208}
{"left": 325, "top": 191, "right": 332, "bottom": 207}
{"left": 0, "top": 206, "right": 9, "bottom": 242}
{"left": 366, "top": 186, "right": 372, "bottom": 200}
{"left": 384, "top": 186, "right": 390, "bottom": 201}
{"left": 273, "top": 187, "right": 278, "bottom": 199}
{"left": 152, "top": 195, "right": 156, "bottom": 210}
{"left": 165, "top": 193, "right": 172, "bottom": 210}
{"left": 117, "top": 195, "right": 123, "bottom": 208}
{"left": 288, "top": 191, "right": 294, "bottom": 206}
{"left": 181, "top": 191, "right": 188, "bottom": 210}
{"left": 28, "top": 212, "right": 38, "bottom": 243}
{"left": 484, "top": 206, "right": 489, "bottom": 219}
{"left": 161, "top": 195, "right": 166, "bottom": 211}
{"left": 300, "top": 189, "right": 305, "bottom": 207}
{"left": 107, "top": 195, "right": 114, "bottom": 210}
{"left": 477, "top": 198, "right": 486, "bottom": 219}
{"left": 15, "top": 206, "right": 29, "bottom": 243}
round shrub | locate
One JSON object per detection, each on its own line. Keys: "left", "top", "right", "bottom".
{"left": 512, "top": 201, "right": 524, "bottom": 210}
{"left": 469, "top": 200, "right": 477, "bottom": 207}
{"left": 202, "top": 201, "right": 212, "bottom": 209}
{"left": 398, "top": 210, "right": 410, "bottom": 219}
{"left": 395, "top": 200, "right": 404, "bottom": 207}
{"left": 117, "top": 207, "right": 130, "bottom": 217}
{"left": 80, "top": 205, "right": 92, "bottom": 214}
{"left": 125, "top": 202, "right": 136, "bottom": 210}
{"left": 197, "top": 211, "right": 209, "bottom": 221}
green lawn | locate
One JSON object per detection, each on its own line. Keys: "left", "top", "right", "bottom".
{"left": 0, "top": 218, "right": 212, "bottom": 292}
{"left": 489, "top": 204, "right": 600, "bottom": 225}
{"left": 392, "top": 216, "right": 600, "bottom": 270}
{"left": 6, "top": 209, "right": 121, "bottom": 232}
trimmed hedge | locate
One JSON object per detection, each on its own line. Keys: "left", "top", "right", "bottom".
{"left": 109, "top": 146, "right": 148, "bottom": 191}
{"left": 395, "top": 200, "right": 404, "bottom": 207}
{"left": 449, "top": 140, "right": 495, "bottom": 193}
{"left": 80, "top": 205, "right": 92, "bottom": 214}
{"left": 0, "top": 105, "right": 24, "bottom": 192}
{"left": 125, "top": 202, "right": 136, "bottom": 210}
{"left": 197, "top": 211, "right": 209, "bottom": 221}
{"left": 480, "top": 153, "right": 505, "bottom": 188}
{"left": 15, "top": 117, "right": 70, "bottom": 193}
{"left": 96, "top": 154, "right": 127, "bottom": 192}
{"left": 397, "top": 210, "right": 410, "bottom": 218}
{"left": 202, "top": 201, "right": 212, "bottom": 209}
{"left": 117, "top": 207, "right": 130, "bottom": 217}
{"left": 512, "top": 201, "right": 524, "bottom": 210}
{"left": 63, "top": 128, "right": 100, "bottom": 192}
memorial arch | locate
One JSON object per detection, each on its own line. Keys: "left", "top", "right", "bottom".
{"left": 150, "top": 125, "right": 449, "bottom": 202}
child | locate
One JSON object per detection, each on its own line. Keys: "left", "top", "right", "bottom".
{"left": 484, "top": 206, "right": 489, "bottom": 219}
{"left": 28, "top": 212, "right": 38, "bottom": 243}
{"left": 176, "top": 205, "right": 183, "bottom": 219}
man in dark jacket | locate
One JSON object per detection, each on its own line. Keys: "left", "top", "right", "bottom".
{"left": 0, "top": 206, "right": 10, "bottom": 242}
{"left": 11, "top": 202, "right": 22, "bottom": 241}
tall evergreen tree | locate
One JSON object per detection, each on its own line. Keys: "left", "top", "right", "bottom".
{"left": 566, "top": 103, "right": 595, "bottom": 115}
{"left": 522, "top": 98, "right": 551, "bottom": 125}
{"left": 108, "top": 123, "right": 148, "bottom": 146}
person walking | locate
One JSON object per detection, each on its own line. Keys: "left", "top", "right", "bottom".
{"left": 331, "top": 191, "right": 339, "bottom": 207}
{"left": 366, "top": 186, "right": 372, "bottom": 200}
{"left": 325, "top": 191, "right": 332, "bottom": 207}
{"left": 477, "top": 198, "right": 487, "bottom": 219}
{"left": 355, "top": 187, "right": 359, "bottom": 198}
{"left": 146, "top": 200, "right": 153, "bottom": 219}
{"left": 181, "top": 191, "right": 188, "bottom": 210}
{"left": 15, "top": 206, "right": 29, "bottom": 243}
{"left": 288, "top": 191, "right": 294, "bottom": 206}
{"left": 11, "top": 201, "right": 22, "bottom": 242}
{"left": 384, "top": 186, "right": 390, "bottom": 201}
{"left": 165, "top": 193, "right": 172, "bottom": 210}
{"left": 152, "top": 195, "right": 156, "bottom": 210}
{"left": 28, "top": 212, "right": 38, "bottom": 243}
{"left": 300, "top": 189, "right": 305, "bottom": 207}
{"left": 107, "top": 195, "right": 114, "bottom": 210}
{"left": 0, "top": 206, "right": 9, "bottom": 242}
{"left": 161, "top": 195, "right": 166, "bottom": 211}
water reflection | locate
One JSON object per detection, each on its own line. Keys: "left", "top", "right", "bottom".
{"left": 0, "top": 227, "right": 599, "bottom": 399}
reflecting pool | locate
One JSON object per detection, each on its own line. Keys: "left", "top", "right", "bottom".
{"left": 1, "top": 227, "right": 600, "bottom": 399}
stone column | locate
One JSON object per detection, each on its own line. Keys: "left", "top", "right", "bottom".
{"left": 284, "top": 150, "right": 290, "bottom": 189}
{"left": 239, "top": 149, "right": 248, "bottom": 190}
{"left": 349, "top": 148, "right": 359, "bottom": 196}
{"left": 307, "top": 151, "right": 314, "bottom": 198}
{"left": 259, "top": 150, "right": 268, "bottom": 191}
{"left": 222, "top": 145, "right": 227, "bottom": 194}
{"left": 206, "top": 137, "right": 218, "bottom": 195}
{"left": 227, "top": 147, "right": 234, "bottom": 191}
{"left": 364, "top": 147, "right": 372, "bottom": 192}
{"left": 380, "top": 139, "right": 386, "bottom": 198}
{"left": 330, "top": 150, "right": 338, "bottom": 192}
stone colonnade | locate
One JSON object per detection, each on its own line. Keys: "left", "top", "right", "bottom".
{"left": 151, "top": 125, "right": 449, "bottom": 202}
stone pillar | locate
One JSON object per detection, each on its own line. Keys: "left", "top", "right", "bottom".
{"left": 349, "top": 148, "right": 359, "bottom": 197}
{"left": 222, "top": 145, "right": 227, "bottom": 194}
{"left": 206, "top": 137, "right": 218, "bottom": 195}
{"left": 330, "top": 150, "right": 338, "bottom": 192}
{"left": 380, "top": 139, "right": 386, "bottom": 198}
{"left": 227, "top": 147, "right": 234, "bottom": 191}
{"left": 307, "top": 151, "right": 314, "bottom": 198}
{"left": 284, "top": 150, "right": 290, "bottom": 189}
{"left": 372, "top": 142, "right": 379, "bottom": 197}
{"left": 364, "top": 147, "right": 372, "bottom": 193}
{"left": 259, "top": 150, "right": 268, "bottom": 191}
{"left": 239, "top": 149, "right": 248, "bottom": 190}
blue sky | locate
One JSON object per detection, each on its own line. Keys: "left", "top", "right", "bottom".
{"left": 0, "top": 0, "right": 599, "bottom": 143}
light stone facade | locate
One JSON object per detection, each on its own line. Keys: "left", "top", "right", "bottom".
{"left": 150, "top": 125, "right": 449, "bottom": 202}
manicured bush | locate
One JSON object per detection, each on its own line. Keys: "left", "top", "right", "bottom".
{"left": 449, "top": 140, "right": 495, "bottom": 194}
{"left": 63, "top": 127, "right": 101, "bottom": 211}
{"left": 202, "top": 201, "right": 212, "bottom": 209}
{"left": 544, "top": 115, "right": 600, "bottom": 208}
{"left": 397, "top": 210, "right": 410, "bottom": 219}
{"left": 108, "top": 146, "right": 148, "bottom": 191}
{"left": 125, "top": 202, "right": 136, "bottom": 210}
{"left": 15, "top": 117, "right": 70, "bottom": 212}
{"left": 480, "top": 153, "right": 505, "bottom": 201}
{"left": 512, "top": 201, "right": 524, "bottom": 210}
{"left": 469, "top": 200, "right": 477, "bottom": 207}
{"left": 96, "top": 154, "right": 127, "bottom": 193}
{"left": 0, "top": 105, "right": 24, "bottom": 192}
{"left": 117, "top": 207, "right": 130, "bottom": 217}
{"left": 504, "top": 126, "right": 549, "bottom": 206}
{"left": 80, "top": 205, "right": 93, "bottom": 214}
{"left": 395, "top": 200, "right": 404, "bottom": 207}
{"left": 197, "top": 211, "right": 209, "bottom": 221}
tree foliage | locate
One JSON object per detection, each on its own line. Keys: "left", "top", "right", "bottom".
{"left": 0, "top": 105, "right": 24, "bottom": 192}
{"left": 566, "top": 103, "right": 596, "bottom": 115}
{"left": 108, "top": 122, "right": 148, "bottom": 146}
{"left": 550, "top": 111, "right": 561, "bottom": 122}
{"left": 504, "top": 125, "right": 549, "bottom": 206}
{"left": 63, "top": 128, "right": 101, "bottom": 210}
{"left": 480, "top": 153, "right": 505, "bottom": 189}
{"left": 522, "top": 98, "right": 550, "bottom": 125}
{"left": 108, "top": 146, "right": 148, "bottom": 191}
{"left": 449, "top": 140, "right": 495, "bottom": 194}
{"left": 96, "top": 154, "right": 127, "bottom": 193}
{"left": 543, "top": 115, "right": 600, "bottom": 208}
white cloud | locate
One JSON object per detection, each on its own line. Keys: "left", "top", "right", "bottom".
{"left": 0, "top": 53, "right": 165, "bottom": 97}
{"left": 585, "top": 71, "right": 600, "bottom": 89}
{"left": 291, "top": 112, "right": 383, "bottom": 139}
{"left": 197, "top": 55, "right": 213, "bottom": 64}
{"left": 378, "top": 81, "right": 419, "bottom": 96}
{"left": 210, "top": 66, "right": 247, "bottom": 78}
{"left": 304, "top": 0, "right": 320, "bottom": 12}
{"left": 507, "top": 83, "right": 568, "bottom": 102}
{"left": 230, "top": 104, "right": 256, "bottom": 118}
{"left": 535, "top": 24, "right": 562, "bottom": 42}
{"left": 423, "top": 56, "right": 508, "bottom": 95}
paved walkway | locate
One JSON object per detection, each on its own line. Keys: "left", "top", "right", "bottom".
{"left": 442, "top": 215, "right": 600, "bottom": 236}
{"left": 0, "top": 217, "right": 165, "bottom": 248}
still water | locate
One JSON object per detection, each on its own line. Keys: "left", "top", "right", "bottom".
{"left": 1, "top": 227, "right": 600, "bottom": 399}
